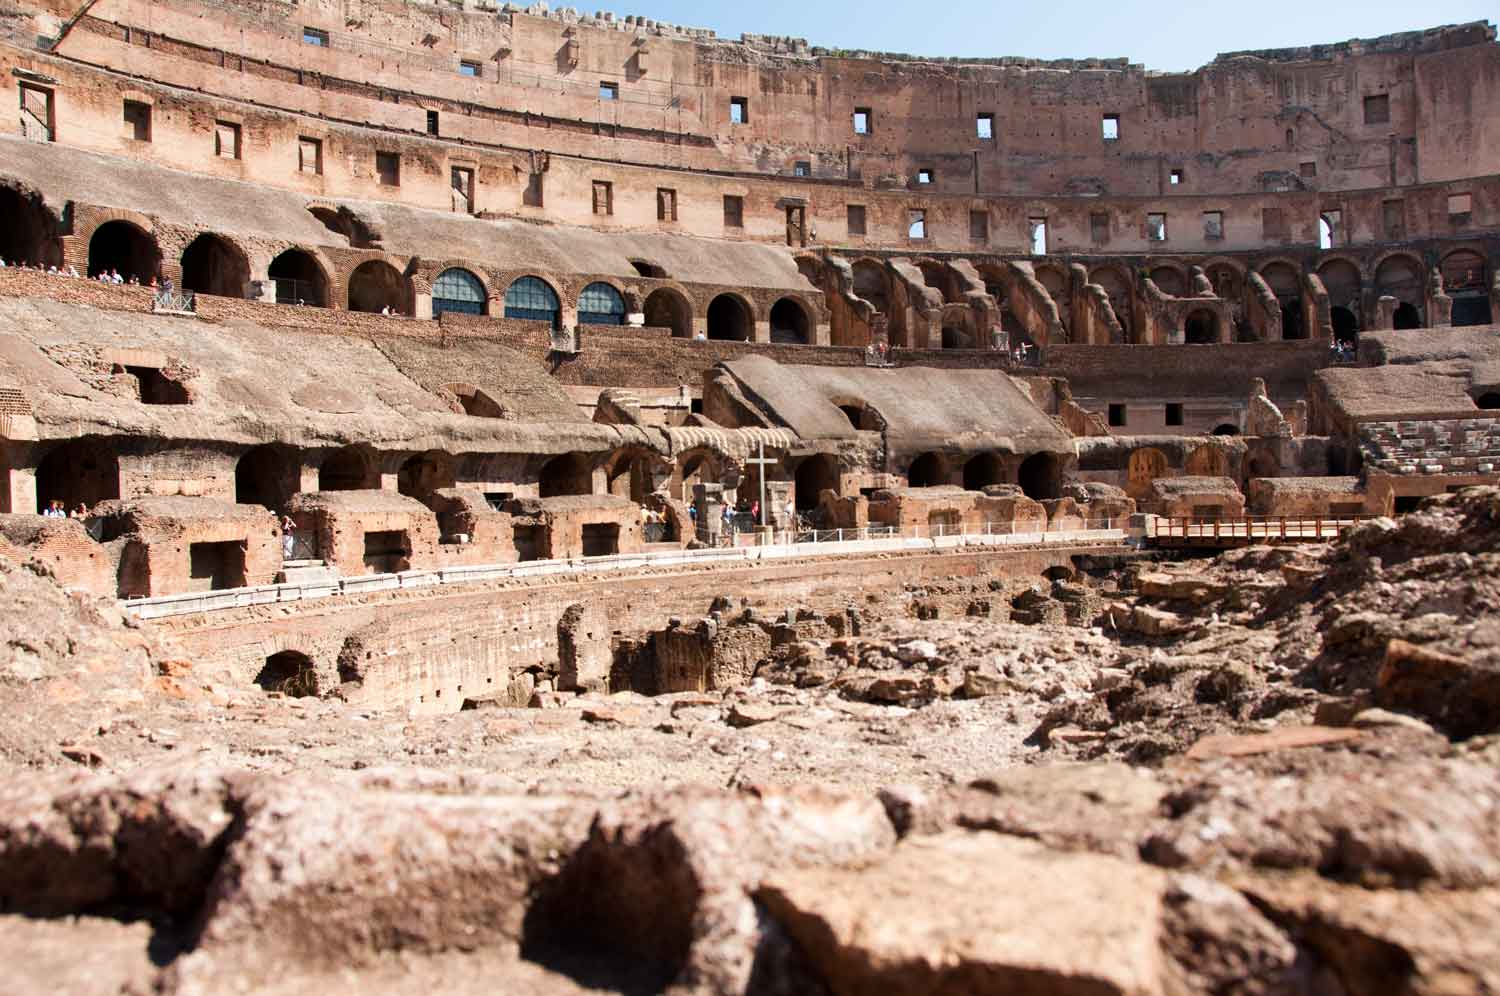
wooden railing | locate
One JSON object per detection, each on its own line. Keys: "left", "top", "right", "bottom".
{"left": 1148, "top": 515, "right": 1370, "bottom": 544}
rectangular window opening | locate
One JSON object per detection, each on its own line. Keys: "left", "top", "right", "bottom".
{"left": 1262, "top": 206, "right": 1287, "bottom": 241}
{"left": 459, "top": 59, "right": 481, "bottom": 78}
{"left": 853, "top": 108, "right": 871, "bottom": 135}
{"left": 188, "top": 541, "right": 247, "bottom": 592}
{"left": 1165, "top": 402, "right": 1184, "bottom": 426}
{"left": 1382, "top": 199, "right": 1405, "bottom": 240}
{"left": 362, "top": 530, "right": 411, "bottom": 575}
{"left": 426, "top": 110, "right": 439, "bottom": 136}
{"left": 599, "top": 81, "right": 618, "bottom": 101}
{"left": 1448, "top": 192, "right": 1472, "bottom": 225}
{"left": 908, "top": 209, "right": 927, "bottom": 240}
{"left": 1108, "top": 403, "right": 1126, "bottom": 427}
{"left": 375, "top": 150, "right": 400, "bottom": 186}
{"left": 977, "top": 113, "right": 994, "bottom": 140}
{"left": 581, "top": 523, "right": 620, "bottom": 558}
{"left": 917, "top": 168, "right": 933, "bottom": 185}
{"left": 1299, "top": 161, "right": 1317, "bottom": 178}
{"left": 723, "top": 194, "right": 744, "bottom": 228}
{"left": 1169, "top": 168, "right": 1183, "bottom": 185}
{"left": 969, "top": 210, "right": 988, "bottom": 243}
{"left": 1203, "top": 210, "right": 1224, "bottom": 240}
{"left": 793, "top": 160, "right": 811, "bottom": 177}
{"left": 523, "top": 171, "right": 544, "bottom": 208}
{"left": 214, "top": 121, "right": 241, "bottom": 160}
{"left": 592, "top": 180, "right": 613, "bottom": 217}
{"left": 123, "top": 99, "right": 151, "bottom": 142}
{"left": 729, "top": 96, "right": 748, "bottom": 125}
{"left": 1090, "top": 212, "right": 1110, "bottom": 245}
{"left": 303, "top": 26, "right": 329, "bottom": 47}
{"left": 1029, "top": 217, "right": 1047, "bottom": 255}
{"left": 1363, "top": 93, "right": 1390, "bottom": 125}
{"left": 451, "top": 166, "right": 474, "bottom": 214}
{"left": 1102, "top": 113, "right": 1120, "bottom": 141}
{"left": 298, "top": 136, "right": 322, "bottom": 175}
{"left": 657, "top": 187, "right": 677, "bottom": 222}
{"left": 1147, "top": 212, "right": 1167, "bottom": 242}
{"left": 846, "top": 204, "right": 866, "bottom": 236}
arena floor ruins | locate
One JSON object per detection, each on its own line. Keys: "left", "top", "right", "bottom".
{"left": 0, "top": 0, "right": 1498, "bottom": 992}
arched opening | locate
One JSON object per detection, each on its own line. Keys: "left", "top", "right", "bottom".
{"left": 907, "top": 452, "right": 945, "bottom": 488}
{"left": 255, "top": 651, "right": 319, "bottom": 697}
{"left": 87, "top": 221, "right": 159, "bottom": 283}
{"left": 318, "top": 447, "right": 374, "bottom": 492}
{"left": 1185, "top": 445, "right": 1228, "bottom": 477}
{"left": 674, "top": 449, "right": 722, "bottom": 502}
{"left": 1376, "top": 256, "right": 1423, "bottom": 328}
{"left": 538, "top": 453, "right": 593, "bottom": 497}
{"left": 347, "top": 259, "right": 409, "bottom": 315}
{"left": 1476, "top": 393, "right": 1500, "bottom": 410}
{"left": 706, "top": 294, "right": 752, "bottom": 341}
{"left": 1394, "top": 302, "right": 1422, "bottom": 330}
{"left": 1442, "top": 250, "right": 1492, "bottom": 327}
{"left": 268, "top": 249, "right": 328, "bottom": 307}
{"left": 1091, "top": 267, "right": 1133, "bottom": 341}
{"left": 1127, "top": 448, "right": 1168, "bottom": 500}
{"left": 963, "top": 452, "right": 1006, "bottom": 491}
{"left": 794, "top": 454, "right": 839, "bottom": 511}
{"left": 1212, "top": 424, "right": 1241, "bottom": 436}
{"left": 235, "top": 444, "right": 295, "bottom": 509}
{"left": 179, "top": 234, "right": 249, "bottom": 299}
{"left": 769, "top": 298, "right": 811, "bottom": 344}
{"left": 1184, "top": 309, "right": 1218, "bottom": 345}
{"left": 1331, "top": 306, "right": 1359, "bottom": 345}
{"left": 397, "top": 451, "right": 454, "bottom": 500}
{"left": 1261, "top": 263, "right": 1304, "bottom": 340}
{"left": 504, "top": 276, "right": 562, "bottom": 329}
{"left": 1149, "top": 267, "right": 1187, "bottom": 297}
{"left": 307, "top": 206, "right": 379, "bottom": 248}
{"left": 432, "top": 267, "right": 488, "bottom": 317}
{"left": 36, "top": 439, "right": 119, "bottom": 513}
{"left": 0, "top": 186, "right": 59, "bottom": 268}
{"left": 578, "top": 282, "right": 626, "bottom": 326}
{"left": 643, "top": 287, "right": 692, "bottom": 338}
{"left": 917, "top": 261, "right": 957, "bottom": 303}
{"left": 1017, "top": 452, "right": 1061, "bottom": 501}
{"left": 852, "top": 260, "right": 890, "bottom": 317}
{"left": 605, "top": 449, "right": 659, "bottom": 504}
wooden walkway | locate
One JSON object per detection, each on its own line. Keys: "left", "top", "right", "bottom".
{"left": 1147, "top": 515, "right": 1370, "bottom": 549}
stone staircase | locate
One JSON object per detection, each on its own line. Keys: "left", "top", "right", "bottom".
{"left": 277, "top": 559, "right": 339, "bottom": 585}
{"left": 1360, "top": 419, "right": 1500, "bottom": 475}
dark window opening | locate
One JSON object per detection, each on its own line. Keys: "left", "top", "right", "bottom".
{"left": 538, "top": 453, "right": 593, "bottom": 498}
{"left": 793, "top": 161, "right": 811, "bottom": 177}
{"left": 907, "top": 453, "right": 944, "bottom": 488}
{"left": 123, "top": 99, "right": 151, "bottom": 142}
{"left": 376, "top": 151, "right": 400, "bottom": 187}
{"left": 723, "top": 195, "right": 744, "bottom": 228}
{"left": 1363, "top": 94, "right": 1390, "bottom": 125}
{"left": 1300, "top": 161, "right": 1317, "bottom": 178}
{"left": 124, "top": 366, "right": 190, "bottom": 405}
{"left": 1185, "top": 311, "right": 1217, "bottom": 345}
{"left": 268, "top": 248, "right": 327, "bottom": 307}
{"left": 631, "top": 259, "right": 668, "bottom": 278}
{"left": 1017, "top": 453, "right": 1061, "bottom": 501}
{"left": 426, "top": 110, "right": 439, "bottom": 136}
{"left": 581, "top": 523, "right": 620, "bottom": 558}
{"left": 523, "top": 171, "right": 544, "bottom": 208}
{"left": 1212, "top": 424, "right": 1240, "bottom": 436}
{"left": 236, "top": 445, "right": 293, "bottom": 509}
{"left": 347, "top": 259, "right": 408, "bottom": 315}
{"left": 962, "top": 453, "right": 1005, "bottom": 491}
{"left": 1394, "top": 302, "right": 1422, "bottom": 330}
{"left": 1108, "top": 403, "right": 1126, "bottom": 427}
{"left": 363, "top": 530, "right": 411, "bottom": 574}
{"left": 513, "top": 524, "right": 544, "bottom": 562}
{"left": 87, "top": 220, "right": 160, "bottom": 284}
{"left": 847, "top": 204, "right": 866, "bottom": 236}
{"left": 769, "top": 298, "right": 810, "bottom": 345}
{"left": 706, "top": 294, "right": 752, "bottom": 342}
{"left": 1166, "top": 403, "right": 1183, "bottom": 426}
{"left": 969, "top": 210, "right": 989, "bottom": 243}
{"left": 319, "top": 448, "right": 372, "bottom": 491}
{"left": 592, "top": 180, "right": 613, "bottom": 216}
{"left": 1090, "top": 212, "right": 1110, "bottom": 244}
{"left": 257, "top": 651, "right": 318, "bottom": 697}
{"left": 1394, "top": 495, "right": 1422, "bottom": 514}
{"left": 1475, "top": 393, "right": 1500, "bottom": 410}
{"left": 36, "top": 440, "right": 119, "bottom": 514}
{"left": 181, "top": 233, "right": 249, "bottom": 299}
{"left": 189, "top": 540, "right": 247, "bottom": 592}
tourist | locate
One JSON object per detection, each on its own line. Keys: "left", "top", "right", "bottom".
{"left": 694, "top": 330, "right": 707, "bottom": 341}
{"left": 381, "top": 305, "right": 391, "bottom": 316}
{"left": 68, "top": 265, "right": 79, "bottom": 278}
{"left": 750, "top": 499, "right": 760, "bottom": 524}
{"left": 721, "top": 502, "right": 734, "bottom": 536}
{"left": 280, "top": 514, "right": 297, "bottom": 559}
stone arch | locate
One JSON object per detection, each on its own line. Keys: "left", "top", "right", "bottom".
{"left": 1475, "top": 393, "right": 1500, "bottom": 410}
{"left": 347, "top": 259, "right": 410, "bottom": 314}
{"left": 1393, "top": 302, "right": 1422, "bottom": 330}
{"left": 675, "top": 447, "right": 728, "bottom": 501}
{"left": 1089, "top": 265, "right": 1133, "bottom": 341}
{"left": 963, "top": 452, "right": 1006, "bottom": 491}
{"left": 706, "top": 293, "right": 753, "bottom": 342}
{"left": 0, "top": 185, "right": 60, "bottom": 267}
{"left": 906, "top": 452, "right": 946, "bottom": 488}
{"left": 255, "top": 650, "right": 319, "bottom": 697}
{"left": 1148, "top": 265, "right": 1188, "bottom": 297}
{"left": 36, "top": 439, "right": 119, "bottom": 513}
{"left": 397, "top": 450, "right": 455, "bottom": 500}
{"left": 1185, "top": 445, "right": 1229, "bottom": 477}
{"left": 1034, "top": 263, "right": 1069, "bottom": 307}
{"left": 1260, "top": 261, "right": 1305, "bottom": 340}
{"left": 180, "top": 233, "right": 250, "bottom": 299}
{"left": 1374, "top": 253, "right": 1424, "bottom": 309}
{"left": 1441, "top": 249, "right": 1492, "bottom": 327}
{"left": 831, "top": 397, "right": 885, "bottom": 432}
{"left": 1127, "top": 447, "right": 1169, "bottom": 500}
{"left": 603, "top": 447, "right": 664, "bottom": 503}
{"left": 1184, "top": 309, "right": 1219, "bottom": 345}
{"left": 538, "top": 452, "right": 593, "bottom": 497}
{"left": 318, "top": 447, "right": 376, "bottom": 492}
{"left": 87, "top": 220, "right": 159, "bottom": 283}
{"left": 643, "top": 286, "right": 693, "bottom": 338}
{"left": 235, "top": 444, "right": 297, "bottom": 509}
{"left": 578, "top": 281, "right": 627, "bottom": 326}
{"left": 915, "top": 260, "right": 960, "bottom": 304}
{"left": 1212, "top": 424, "right": 1241, "bottom": 436}
{"left": 504, "top": 275, "right": 562, "bottom": 329}
{"left": 1017, "top": 452, "right": 1061, "bottom": 501}
{"left": 432, "top": 266, "right": 489, "bottom": 317}
{"left": 268, "top": 248, "right": 330, "bottom": 307}
{"left": 794, "top": 453, "right": 840, "bottom": 510}
{"left": 769, "top": 297, "right": 812, "bottom": 344}
{"left": 1331, "top": 306, "right": 1359, "bottom": 344}
{"left": 1315, "top": 257, "right": 1362, "bottom": 309}
{"left": 852, "top": 258, "right": 890, "bottom": 316}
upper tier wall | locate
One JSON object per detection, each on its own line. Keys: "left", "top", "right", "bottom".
{"left": 34, "top": 0, "right": 1500, "bottom": 197}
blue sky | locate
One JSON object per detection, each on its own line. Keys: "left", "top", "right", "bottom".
{"left": 548, "top": 1, "right": 1496, "bottom": 72}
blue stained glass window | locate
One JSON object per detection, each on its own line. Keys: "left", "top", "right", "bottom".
{"left": 578, "top": 282, "right": 625, "bottom": 326}
{"left": 504, "top": 275, "right": 560, "bottom": 328}
{"left": 432, "top": 267, "right": 486, "bottom": 317}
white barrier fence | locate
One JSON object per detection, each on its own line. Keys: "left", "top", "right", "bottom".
{"left": 123, "top": 523, "right": 1129, "bottom": 621}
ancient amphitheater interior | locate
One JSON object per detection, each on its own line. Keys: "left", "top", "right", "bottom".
{"left": 0, "top": 0, "right": 1498, "bottom": 992}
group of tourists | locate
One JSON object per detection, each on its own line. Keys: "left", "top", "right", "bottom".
{"left": 41, "top": 500, "right": 89, "bottom": 519}
{"left": 0, "top": 256, "right": 80, "bottom": 278}
{"left": 864, "top": 340, "right": 892, "bottom": 365}
{"left": 1329, "top": 339, "right": 1358, "bottom": 362}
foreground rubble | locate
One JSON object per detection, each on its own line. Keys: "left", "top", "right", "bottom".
{"left": 3, "top": 490, "right": 1500, "bottom": 993}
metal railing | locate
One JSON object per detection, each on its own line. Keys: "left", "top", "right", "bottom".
{"left": 699, "top": 516, "right": 1129, "bottom": 548}
{"left": 282, "top": 534, "right": 319, "bottom": 561}
{"left": 1149, "top": 515, "right": 1369, "bottom": 543}
{"left": 152, "top": 289, "right": 196, "bottom": 313}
